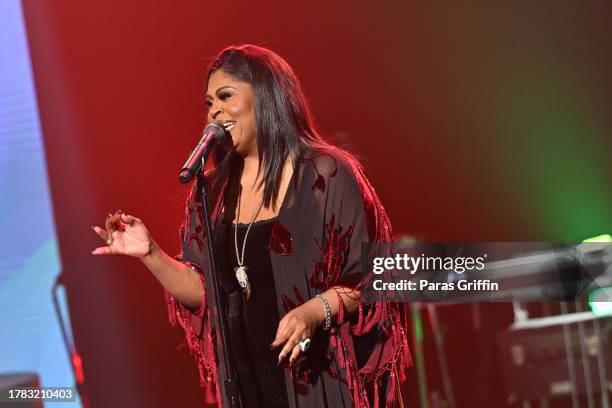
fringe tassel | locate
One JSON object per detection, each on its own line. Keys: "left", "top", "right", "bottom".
{"left": 386, "top": 370, "right": 396, "bottom": 406}
{"left": 353, "top": 382, "right": 361, "bottom": 408}
{"left": 330, "top": 300, "right": 412, "bottom": 408}
{"left": 164, "top": 266, "right": 220, "bottom": 406}
{"left": 374, "top": 379, "right": 380, "bottom": 408}
{"left": 165, "top": 290, "right": 177, "bottom": 326}
{"left": 336, "top": 290, "right": 345, "bottom": 325}
{"left": 355, "top": 304, "right": 364, "bottom": 333}
{"left": 345, "top": 348, "right": 352, "bottom": 386}
{"left": 337, "top": 336, "right": 346, "bottom": 369}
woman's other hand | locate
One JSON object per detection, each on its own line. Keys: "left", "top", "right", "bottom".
{"left": 271, "top": 299, "right": 325, "bottom": 366}
{"left": 91, "top": 210, "right": 152, "bottom": 258}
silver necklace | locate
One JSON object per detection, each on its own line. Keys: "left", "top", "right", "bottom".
{"left": 234, "top": 188, "right": 264, "bottom": 300}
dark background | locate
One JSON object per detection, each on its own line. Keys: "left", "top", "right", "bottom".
{"left": 22, "top": 1, "right": 612, "bottom": 406}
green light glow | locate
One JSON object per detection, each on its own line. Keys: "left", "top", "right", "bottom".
{"left": 588, "top": 288, "right": 612, "bottom": 316}
{"left": 493, "top": 67, "right": 612, "bottom": 240}
{"left": 582, "top": 234, "right": 612, "bottom": 243}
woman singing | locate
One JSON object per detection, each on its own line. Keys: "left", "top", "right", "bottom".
{"left": 92, "top": 44, "right": 411, "bottom": 407}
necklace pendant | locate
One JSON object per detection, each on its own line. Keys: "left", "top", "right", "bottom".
{"left": 234, "top": 266, "right": 249, "bottom": 288}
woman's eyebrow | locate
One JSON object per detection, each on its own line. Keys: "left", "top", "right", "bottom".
{"left": 205, "top": 85, "right": 236, "bottom": 99}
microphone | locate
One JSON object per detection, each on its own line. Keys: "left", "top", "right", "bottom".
{"left": 178, "top": 121, "right": 235, "bottom": 184}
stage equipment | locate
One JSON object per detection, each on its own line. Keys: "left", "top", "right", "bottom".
{"left": 402, "top": 239, "right": 612, "bottom": 408}
{"left": 52, "top": 273, "right": 90, "bottom": 408}
{"left": 583, "top": 234, "right": 612, "bottom": 317}
{"left": 498, "top": 311, "right": 612, "bottom": 408}
{"left": 410, "top": 302, "right": 456, "bottom": 408}
{"left": 590, "top": 287, "right": 612, "bottom": 316}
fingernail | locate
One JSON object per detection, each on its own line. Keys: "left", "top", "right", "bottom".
{"left": 278, "top": 353, "right": 284, "bottom": 364}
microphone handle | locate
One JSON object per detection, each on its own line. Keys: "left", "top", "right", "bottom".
{"left": 178, "top": 123, "right": 225, "bottom": 184}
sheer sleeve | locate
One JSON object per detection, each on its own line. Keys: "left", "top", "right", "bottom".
{"left": 313, "top": 150, "right": 412, "bottom": 407}
{"left": 164, "top": 183, "right": 221, "bottom": 405}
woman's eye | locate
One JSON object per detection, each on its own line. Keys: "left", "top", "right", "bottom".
{"left": 204, "top": 92, "right": 231, "bottom": 108}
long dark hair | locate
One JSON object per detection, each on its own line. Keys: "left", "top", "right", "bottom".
{"left": 205, "top": 44, "right": 328, "bottom": 209}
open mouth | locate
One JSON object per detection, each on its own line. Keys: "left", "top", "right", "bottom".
{"left": 221, "top": 120, "right": 237, "bottom": 132}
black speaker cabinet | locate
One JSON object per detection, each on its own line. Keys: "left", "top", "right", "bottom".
{"left": 498, "top": 312, "right": 612, "bottom": 403}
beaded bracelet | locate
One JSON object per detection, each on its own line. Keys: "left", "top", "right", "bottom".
{"left": 316, "top": 293, "right": 332, "bottom": 330}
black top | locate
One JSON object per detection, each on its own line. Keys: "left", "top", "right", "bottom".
{"left": 214, "top": 218, "right": 289, "bottom": 408}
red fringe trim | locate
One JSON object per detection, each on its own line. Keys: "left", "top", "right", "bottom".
{"left": 165, "top": 261, "right": 221, "bottom": 406}
{"left": 341, "top": 151, "right": 412, "bottom": 406}
{"left": 329, "top": 293, "right": 412, "bottom": 407}
{"left": 333, "top": 329, "right": 410, "bottom": 407}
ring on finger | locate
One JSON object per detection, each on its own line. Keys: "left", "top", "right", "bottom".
{"left": 298, "top": 337, "right": 311, "bottom": 352}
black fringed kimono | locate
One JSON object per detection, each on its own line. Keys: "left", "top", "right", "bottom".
{"left": 165, "top": 145, "right": 412, "bottom": 407}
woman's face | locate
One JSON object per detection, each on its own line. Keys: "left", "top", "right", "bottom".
{"left": 205, "top": 70, "right": 256, "bottom": 157}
